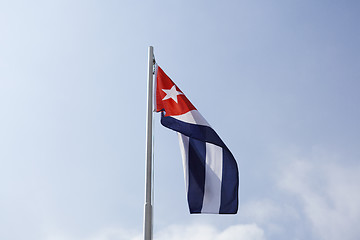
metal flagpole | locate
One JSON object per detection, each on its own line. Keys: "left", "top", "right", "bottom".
{"left": 144, "top": 46, "right": 155, "bottom": 240}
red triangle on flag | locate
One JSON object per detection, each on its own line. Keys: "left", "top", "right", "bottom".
{"left": 156, "top": 66, "right": 196, "bottom": 116}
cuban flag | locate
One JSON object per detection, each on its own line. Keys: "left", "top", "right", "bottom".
{"left": 155, "top": 65, "right": 239, "bottom": 214}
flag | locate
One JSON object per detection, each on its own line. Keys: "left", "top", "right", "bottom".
{"left": 155, "top": 65, "right": 239, "bottom": 214}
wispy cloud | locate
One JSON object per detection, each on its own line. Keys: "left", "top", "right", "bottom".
{"left": 277, "top": 150, "right": 360, "bottom": 240}
{"left": 47, "top": 224, "right": 264, "bottom": 240}
{"left": 155, "top": 224, "right": 265, "bottom": 240}
{"left": 237, "top": 148, "right": 360, "bottom": 240}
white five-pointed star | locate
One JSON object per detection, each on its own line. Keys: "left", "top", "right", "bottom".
{"left": 162, "top": 85, "right": 183, "bottom": 103}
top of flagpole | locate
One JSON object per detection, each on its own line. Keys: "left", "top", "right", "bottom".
{"left": 150, "top": 46, "right": 156, "bottom": 64}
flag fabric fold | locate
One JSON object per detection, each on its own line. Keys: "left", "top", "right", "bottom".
{"left": 155, "top": 65, "right": 239, "bottom": 214}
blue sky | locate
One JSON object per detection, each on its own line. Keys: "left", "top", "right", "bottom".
{"left": 1, "top": 1, "right": 359, "bottom": 240}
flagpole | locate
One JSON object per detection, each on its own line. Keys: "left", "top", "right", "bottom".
{"left": 144, "top": 46, "right": 154, "bottom": 240}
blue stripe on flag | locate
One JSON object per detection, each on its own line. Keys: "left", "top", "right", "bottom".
{"left": 187, "top": 138, "right": 206, "bottom": 213}
{"left": 161, "top": 114, "right": 226, "bottom": 149}
{"left": 219, "top": 148, "right": 239, "bottom": 214}
{"left": 161, "top": 114, "right": 239, "bottom": 214}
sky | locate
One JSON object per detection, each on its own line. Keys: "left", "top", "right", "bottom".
{"left": 1, "top": 0, "right": 359, "bottom": 239}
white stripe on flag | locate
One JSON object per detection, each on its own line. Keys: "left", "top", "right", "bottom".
{"left": 172, "top": 110, "right": 210, "bottom": 127}
{"left": 178, "top": 133, "right": 189, "bottom": 194}
{"left": 201, "top": 142, "right": 223, "bottom": 213}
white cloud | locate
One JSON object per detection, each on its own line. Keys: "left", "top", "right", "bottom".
{"left": 155, "top": 224, "right": 265, "bottom": 240}
{"left": 240, "top": 199, "right": 297, "bottom": 237}
{"left": 237, "top": 148, "right": 360, "bottom": 240}
{"left": 46, "top": 224, "right": 264, "bottom": 240}
{"left": 87, "top": 227, "right": 142, "bottom": 240}
{"left": 277, "top": 153, "right": 360, "bottom": 240}
{"left": 216, "top": 224, "right": 265, "bottom": 240}
{"left": 241, "top": 199, "right": 283, "bottom": 224}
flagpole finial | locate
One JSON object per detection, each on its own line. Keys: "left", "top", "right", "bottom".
{"left": 150, "top": 46, "right": 156, "bottom": 73}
